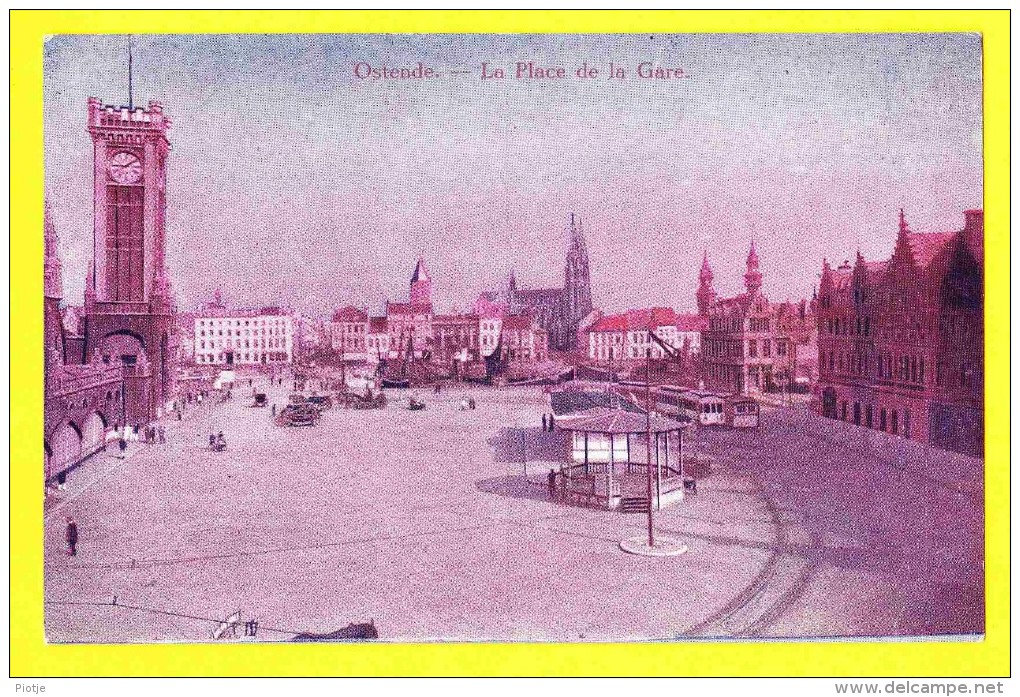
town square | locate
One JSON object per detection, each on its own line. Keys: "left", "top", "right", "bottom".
{"left": 44, "top": 374, "right": 982, "bottom": 642}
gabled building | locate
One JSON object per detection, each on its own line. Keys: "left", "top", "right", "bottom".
{"left": 816, "top": 209, "right": 983, "bottom": 456}
{"left": 330, "top": 306, "right": 369, "bottom": 361}
{"left": 586, "top": 307, "right": 698, "bottom": 362}
{"left": 700, "top": 242, "right": 809, "bottom": 395}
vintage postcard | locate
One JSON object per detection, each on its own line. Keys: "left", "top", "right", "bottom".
{"left": 15, "top": 11, "right": 1008, "bottom": 678}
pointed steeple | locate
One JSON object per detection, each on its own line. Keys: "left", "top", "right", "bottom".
{"left": 410, "top": 255, "right": 430, "bottom": 283}
{"left": 696, "top": 250, "right": 717, "bottom": 316}
{"left": 562, "top": 212, "right": 592, "bottom": 348}
{"left": 43, "top": 200, "right": 63, "bottom": 299}
{"left": 699, "top": 249, "right": 713, "bottom": 283}
{"left": 744, "top": 238, "right": 763, "bottom": 294}
{"left": 899, "top": 208, "right": 911, "bottom": 235}
{"left": 409, "top": 255, "right": 433, "bottom": 306}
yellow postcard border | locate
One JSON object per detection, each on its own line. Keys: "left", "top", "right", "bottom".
{"left": 10, "top": 9, "right": 1010, "bottom": 677}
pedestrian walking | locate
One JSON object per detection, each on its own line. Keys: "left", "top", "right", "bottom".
{"left": 547, "top": 469, "right": 557, "bottom": 500}
{"left": 118, "top": 438, "right": 127, "bottom": 456}
{"left": 65, "top": 517, "right": 78, "bottom": 556}
{"left": 209, "top": 434, "right": 216, "bottom": 449}
{"left": 548, "top": 414, "right": 555, "bottom": 431}
{"left": 56, "top": 471, "right": 67, "bottom": 491}
{"left": 542, "top": 414, "right": 548, "bottom": 432}
{"left": 271, "top": 404, "right": 277, "bottom": 416}
{"left": 158, "top": 425, "right": 166, "bottom": 443}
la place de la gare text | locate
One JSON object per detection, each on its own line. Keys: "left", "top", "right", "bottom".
{"left": 352, "top": 61, "right": 690, "bottom": 81}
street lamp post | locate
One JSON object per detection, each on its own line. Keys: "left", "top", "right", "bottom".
{"left": 644, "top": 341, "right": 654, "bottom": 548}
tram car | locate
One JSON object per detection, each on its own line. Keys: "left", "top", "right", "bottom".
{"left": 656, "top": 386, "right": 726, "bottom": 426}
{"left": 725, "top": 395, "right": 760, "bottom": 429}
{"left": 655, "top": 386, "right": 759, "bottom": 428}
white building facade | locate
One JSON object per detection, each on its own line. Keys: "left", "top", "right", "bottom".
{"left": 194, "top": 311, "right": 294, "bottom": 366}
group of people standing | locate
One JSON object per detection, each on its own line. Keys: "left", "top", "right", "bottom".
{"left": 541, "top": 413, "right": 556, "bottom": 432}
{"left": 142, "top": 424, "right": 166, "bottom": 444}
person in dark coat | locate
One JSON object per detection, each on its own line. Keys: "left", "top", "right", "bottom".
{"left": 65, "top": 517, "right": 78, "bottom": 556}
{"left": 118, "top": 438, "right": 127, "bottom": 456}
{"left": 542, "top": 413, "right": 548, "bottom": 431}
{"left": 547, "top": 469, "right": 557, "bottom": 499}
{"left": 548, "top": 414, "right": 555, "bottom": 431}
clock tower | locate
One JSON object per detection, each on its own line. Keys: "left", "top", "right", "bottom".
{"left": 83, "top": 97, "right": 177, "bottom": 425}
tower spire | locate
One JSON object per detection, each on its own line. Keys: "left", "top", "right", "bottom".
{"left": 744, "top": 238, "right": 763, "bottom": 294}
{"left": 696, "top": 250, "right": 716, "bottom": 316}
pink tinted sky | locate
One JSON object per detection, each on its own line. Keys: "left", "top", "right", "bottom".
{"left": 43, "top": 34, "right": 982, "bottom": 316}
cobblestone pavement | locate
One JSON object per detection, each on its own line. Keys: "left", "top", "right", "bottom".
{"left": 43, "top": 377, "right": 983, "bottom": 642}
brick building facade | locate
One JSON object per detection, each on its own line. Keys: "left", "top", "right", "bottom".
{"left": 44, "top": 201, "right": 125, "bottom": 484}
{"left": 82, "top": 98, "right": 178, "bottom": 423}
{"left": 815, "top": 210, "right": 984, "bottom": 456}
{"left": 700, "top": 242, "right": 813, "bottom": 395}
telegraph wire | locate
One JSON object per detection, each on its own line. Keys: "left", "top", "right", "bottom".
{"left": 46, "top": 598, "right": 303, "bottom": 637}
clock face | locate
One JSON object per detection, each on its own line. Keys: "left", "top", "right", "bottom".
{"left": 109, "top": 151, "right": 143, "bottom": 184}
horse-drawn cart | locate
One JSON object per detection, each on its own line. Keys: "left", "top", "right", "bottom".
{"left": 275, "top": 403, "right": 320, "bottom": 426}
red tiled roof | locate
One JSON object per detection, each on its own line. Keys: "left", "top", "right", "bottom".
{"left": 905, "top": 231, "right": 956, "bottom": 269}
{"left": 625, "top": 307, "right": 677, "bottom": 330}
{"left": 591, "top": 308, "right": 700, "bottom": 333}
{"left": 331, "top": 306, "right": 367, "bottom": 323}
{"left": 386, "top": 301, "right": 432, "bottom": 315}
{"left": 590, "top": 314, "right": 628, "bottom": 332}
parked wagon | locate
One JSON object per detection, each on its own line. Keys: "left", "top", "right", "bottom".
{"left": 341, "top": 389, "right": 387, "bottom": 410}
{"left": 275, "top": 403, "right": 320, "bottom": 427}
{"left": 305, "top": 395, "right": 333, "bottom": 410}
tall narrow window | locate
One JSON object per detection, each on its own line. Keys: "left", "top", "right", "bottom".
{"left": 106, "top": 185, "right": 144, "bottom": 301}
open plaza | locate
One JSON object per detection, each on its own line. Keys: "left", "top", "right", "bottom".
{"left": 43, "top": 377, "right": 983, "bottom": 642}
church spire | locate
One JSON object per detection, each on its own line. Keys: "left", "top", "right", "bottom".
{"left": 410, "top": 255, "right": 432, "bottom": 306}
{"left": 699, "top": 249, "right": 713, "bottom": 283}
{"left": 696, "top": 250, "right": 717, "bottom": 316}
{"left": 562, "top": 212, "right": 593, "bottom": 350}
{"left": 744, "top": 238, "right": 763, "bottom": 294}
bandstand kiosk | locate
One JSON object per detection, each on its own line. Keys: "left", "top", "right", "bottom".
{"left": 554, "top": 407, "right": 691, "bottom": 512}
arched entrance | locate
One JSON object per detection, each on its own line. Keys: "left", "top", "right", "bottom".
{"left": 97, "top": 331, "right": 147, "bottom": 374}
{"left": 81, "top": 411, "right": 108, "bottom": 458}
{"left": 50, "top": 421, "right": 83, "bottom": 479}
